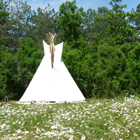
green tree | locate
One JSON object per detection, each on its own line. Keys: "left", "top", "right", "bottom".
{"left": 93, "top": 43, "right": 128, "bottom": 98}
{"left": 84, "top": 8, "right": 96, "bottom": 44}
{"left": 97, "top": 6, "right": 110, "bottom": 15}
{"left": 62, "top": 42, "right": 97, "bottom": 98}
{"left": 57, "top": 0, "right": 86, "bottom": 48}
{"left": 109, "top": 0, "right": 124, "bottom": 12}
{"left": 131, "top": 4, "right": 140, "bottom": 33}
{"left": 0, "top": 45, "right": 18, "bottom": 100}
{"left": 31, "top": 4, "right": 57, "bottom": 48}
{"left": 85, "top": 6, "right": 110, "bottom": 45}
{"left": 0, "top": 3, "right": 11, "bottom": 49}
{"left": 2, "top": 0, "right": 33, "bottom": 52}
{"left": 17, "top": 38, "right": 43, "bottom": 98}
{"left": 127, "top": 42, "right": 140, "bottom": 94}
{"left": 0, "top": 3, "right": 17, "bottom": 100}
{"left": 0, "top": 3, "right": 9, "bottom": 31}
{"left": 135, "top": 4, "right": 140, "bottom": 31}
{"left": 93, "top": 0, "right": 137, "bottom": 46}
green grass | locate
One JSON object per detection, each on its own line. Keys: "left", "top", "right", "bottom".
{"left": 0, "top": 94, "right": 140, "bottom": 140}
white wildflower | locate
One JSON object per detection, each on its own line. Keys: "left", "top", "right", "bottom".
{"left": 81, "top": 135, "right": 86, "bottom": 140}
{"left": 16, "top": 129, "right": 21, "bottom": 133}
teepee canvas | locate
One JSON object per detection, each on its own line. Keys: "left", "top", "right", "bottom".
{"left": 19, "top": 33, "right": 85, "bottom": 103}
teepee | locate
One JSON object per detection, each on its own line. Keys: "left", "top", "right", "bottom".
{"left": 19, "top": 33, "right": 85, "bottom": 103}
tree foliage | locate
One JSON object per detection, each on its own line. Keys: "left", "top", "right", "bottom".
{"left": 0, "top": 3, "right": 11, "bottom": 50}
{"left": 0, "top": 45, "right": 17, "bottom": 100}
{"left": 57, "top": 0, "right": 86, "bottom": 48}
{"left": 17, "top": 38, "right": 43, "bottom": 98}
{"left": 31, "top": 4, "right": 57, "bottom": 48}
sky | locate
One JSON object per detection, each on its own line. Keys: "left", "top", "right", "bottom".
{"left": 2, "top": 0, "right": 140, "bottom": 12}
{"left": 21, "top": 0, "right": 139, "bottom": 12}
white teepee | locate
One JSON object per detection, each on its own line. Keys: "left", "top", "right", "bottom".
{"left": 19, "top": 40, "right": 85, "bottom": 103}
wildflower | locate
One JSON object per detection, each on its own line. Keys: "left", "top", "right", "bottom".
{"left": 22, "top": 122, "right": 25, "bottom": 126}
{"left": 51, "top": 125, "right": 57, "bottom": 129}
{"left": 18, "top": 136, "right": 22, "bottom": 138}
{"left": 45, "top": 131, "right": 51, "bottom": 135}
{"left": 69, "top": 128, "right": 74, "bottom": 133}
{"left": 134, "top": 133, "right": 138, "bottom": 136}
{"left": 69, "top": 135, "right": 73, "bottom": 140}
{"left": 59, "top": 131, "right": 65, "bottom": 136}
{"left": 36, "top": 127, "right": 41, "bottom": 134}
{"left": 97, "top": 102, "right": 100, "bottom": 105}
{"left": 25, "top": 131, "right": 29, "bottom": 135}
{"left": 126, "top": 129, "right": 130, "bottom": 133}
{"left": 34, "top": 135, "right": 39, "bottom": 138}
{"left": 1, "top": 124, "right": 6, "bottom": 129}
{"left": 130, "top": 95, "right": 134, "bottom": 98}
{"left": 81, "top": 135, "right": 86, "bottom": 140}
{"left": 16, "top": 129, "right": 21, "bottom": 133}
{"left": 12, "top": 133, "right": 17, "bottom": 136}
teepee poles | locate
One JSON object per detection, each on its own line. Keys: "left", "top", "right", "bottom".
{"left": 46, "top": 32, "right": 57, "bottom": 68}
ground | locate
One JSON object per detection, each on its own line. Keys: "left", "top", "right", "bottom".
{"left": 0, "top": 94, "right": 140, "bottom": 140}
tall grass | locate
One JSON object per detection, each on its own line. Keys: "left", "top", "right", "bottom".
{"left": 0, "top": 94, "right": 140, "bottom": 140}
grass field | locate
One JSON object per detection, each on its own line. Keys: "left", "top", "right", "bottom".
{"left": 0, "top": 94, "right": 140, "bottom": 140}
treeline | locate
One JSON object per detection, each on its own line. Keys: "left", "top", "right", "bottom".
{"left": 0, "top": 0, "right": 140, "bottom": 100}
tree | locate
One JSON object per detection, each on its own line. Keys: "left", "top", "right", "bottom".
{"left": 57, "top": 0, "right": 86, "bottom": 48}
{"left": 127, "top": 42, "right": 140, "bottom": 94}
{"left": 97, "top": 6, "right": 110, "bottom": 15}
{"left": 84, "top": 6, "right": 110, "bottom": 45}
{"left": 31, "top": 4, "right": 57, "bottom": 48}
{"left": 109, "top": 0, "right": 124, "bottom": 12}
{"left": 0, "top": 3, "right": 9, "bottom": 30}
{"left": 2, "top": 0, "right": 33, "bottom": 52}
{"left": 84, "top": 8, "right": 96, "bottom": 43}
{"left": 17, "top": 38, "right": 43, "bottom": 98}
{"left": 0, "top": 3, "right": 11, "bottom": 49}
{"left": 92, "top": 0, "right": 137, "bottom": 46}
{"left": 0, "top": 45, "right": 18, "bottom": 100}
{"left": 93, "top": 42, "right": 128, "bottom": 98}
{"left": 131, "top": 4, "right": 140, "bottom": 32}
{"left": 62, "top": 42, "right": 97, "bottom": 98}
